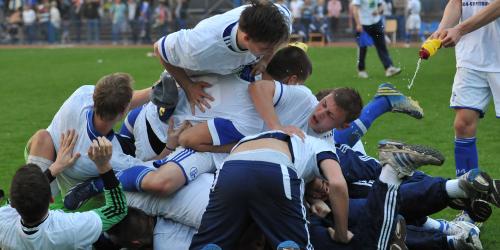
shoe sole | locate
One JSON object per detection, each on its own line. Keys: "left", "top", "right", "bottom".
{"left": 490, "top": 179, "right": 500, "bottom": 208}
{"left": 449, "top": 199, "right": 492, "bottom": 223}
{"left": 386, "top": 70, "right": 402, "bottom": 77}
{"left": 389, "top": 216, "right": 408, "bottom": 250}
{"left": 378, "top": 140, "right": 445, "bottom": 166}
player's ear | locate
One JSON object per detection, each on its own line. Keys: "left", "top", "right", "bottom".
{"left": 131, "top": 240, "right": 143, "bottom": 248}
{"left": 341, "top": 122, "right": 350, "bottom": 129}
{"left": 50, "top": 196, "right": 54, "bottom": 204}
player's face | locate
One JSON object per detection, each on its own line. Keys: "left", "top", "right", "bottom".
{"left": 309, "top": 94, "right": 348, "bottom": 133}
{"left": 306, "top": 178, "right": 329, "bottom": 201}
{"left": 246, "top": 40, "right": 275, "bottom": 57}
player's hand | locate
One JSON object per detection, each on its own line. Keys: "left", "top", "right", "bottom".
{"left": 88, "top": 137, "right": 113, "bottom": 173}
{"left": 310, "top": 199, "right": 331, "bottom": 218}
{"left": 277, "top": 125, "right": 305, "bottom": 141}
{"left": 429, "top": 29, "right": 447, "bottom": 40}
{"left": 166, "top": 118, "right": 192, "bottom": 151}
{"left": 251, "top": 61, "right": 267, "bottom": 76}
{"left": 51, "top": 129, "right": 81, "bottom": 176}
{"left": 187, "top": 81, "right": 214, "bottom": 114}
{"left": 328, "top": 228, "right": 354, "bottom": 244}
{"left": 356, "top": 24, "right": 363, "bottom": 33}
{"left": 441, "top": 27, "right": 463, "bottom": 47}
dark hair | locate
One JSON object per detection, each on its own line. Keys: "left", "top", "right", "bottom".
{"left": 315, "top": 88, "right": 334, "bottom": 101}
{"left": 93, "top": 73, "right": 134, "bottom": 121}
{"left": 10, "top": 164, "right": 51, "bottom": 224}
{"left": 239, "top": 0, "right": 289, "bottom": 45}
{"left": 266, "top": 46, "right": 312, "bottom": 82}
{"left": 107, "top": 207, "right": 154, "bottom": 248}
{"left": 330, "top": 87, "right": 363, "bottom": 123}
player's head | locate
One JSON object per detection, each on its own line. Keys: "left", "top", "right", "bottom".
{"left": 10, "top": 164, "right": 51, "bottom": 224}
{"left": 305, "top": 178, "right": 329, "bottom": 201}
{"left": 239, "top": 0, "right": 290, "bottom": 57}
{"left": 107, "top": 207, "right": 155, "bottom": 249}
{"left": 265, "top": 46, "right": 312, "bottom": 84}
{"left": 309, "top": 87, "right": 363, "bottom": 133}
{"left": 93, "top": 72, "right": 134, "bottom": 123}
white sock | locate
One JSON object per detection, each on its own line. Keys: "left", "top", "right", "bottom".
{"left": 446, "top": 179, "right": 467, "bottom": 198}
{"left": 27, "top": 155, "right": 60, "bottom": 197}
{"left": 422, "top": 217, "right": 443, "bottom": 231}
{"left": 379, "top": 164, "right": 402, "bottom": 186}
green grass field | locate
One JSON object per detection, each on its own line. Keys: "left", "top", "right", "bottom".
{"left": 0, "top": 46, "right": 498, "bottom": 248}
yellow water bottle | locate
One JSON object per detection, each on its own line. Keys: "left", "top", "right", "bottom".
{"left": 419, "top": 39, "right": 442, "bottom": 59}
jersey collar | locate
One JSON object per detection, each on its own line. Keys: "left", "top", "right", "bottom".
{"left": 223, "top": 21, "right": 247, "bottom": 53}
{"left": 86, "top": 110, "right": 115, "bottom": 142}
{"left": 20, "top": 213, "right": 49, "bottom": 235}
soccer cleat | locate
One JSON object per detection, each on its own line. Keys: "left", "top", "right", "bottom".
{"left": 437, "top": 220, "right": 480, "bottom": 236}
{"left": 449, "top": 199, "right": 492, "bottom": 223}
{"left": 448, "top": 230, "right": 483, "bottom": 250}
{"left": 358, "top": 71, "right": 369, "bottom": 79}
{"left": 375, "top": 83, "right": 424, "bottom": 119}
{"left": 458, "top": 169, "right": 500, "bottom": 208}
{"left": 64, "top": 178, "right": 101, "bottom": 210}
{"left": 389, "top": 215, "right": 408, "bottom": 250}
{"left": 201, "top": 244, "right": 222, "bottom": 250}
{"left": 385, "top": 66, "right": 402, "bottom": 77}
{"left": 378, "top": 140, "right": 444, "bottom": 177}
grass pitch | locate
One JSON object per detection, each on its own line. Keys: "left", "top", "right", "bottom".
{"left": 0, "top": 46, "right": 498, "bottom": 247}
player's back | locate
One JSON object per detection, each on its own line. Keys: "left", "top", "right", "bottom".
{"left": 0, "top": 206, "right": 101, "bottom": 250}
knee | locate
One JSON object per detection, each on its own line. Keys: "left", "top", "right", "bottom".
{"left": 144, "top": 173, "right": 178, "bottom": 196}
{"left": 454, "top": 118, "right": 477, "bottom": 137}
{"left": 28, "top": 129, "right": 55, "bottom": 159}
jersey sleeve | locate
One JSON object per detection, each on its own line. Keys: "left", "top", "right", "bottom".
{"left": 272, "top": 81, "right": 284, "bottom": 107}
{"left": 91, "top": 170, "right": 128, "bottom": 232}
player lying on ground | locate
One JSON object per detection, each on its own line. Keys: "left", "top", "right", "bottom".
{"left": 0, "top": 131, "right": 127, "bottom": 250}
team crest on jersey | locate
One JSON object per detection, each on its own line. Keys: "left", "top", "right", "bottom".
{"left": 190, "top": 167, "right": 199, "bottom": 180}
{"left": 159, "top": 107, "right": 166, "bottom": 117}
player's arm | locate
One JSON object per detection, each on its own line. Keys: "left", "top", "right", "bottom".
{"left": 320, "top": 158, "right": 352, "bottom": 244}
{"left": 130, "top": 87, "right": 153, "bottom": 110}
{"left": 153, "top": 41, "right": 214, "bottom": 114}
{"left": 350, "top": 2, "right": 363, "bottom": 32}
{"left": 153, "top": 119, "right": 192, "bottom": 159}
{"left": 178, "top": 121, "right": 236, "bottom": 153}
{"left": 89, "top": 137, "right": 128, "bottom": 232}
{"left": 44, "top": 129, "right": 81, "bottom": 183}
{"left": 431, "top": 0, "right": 462, "bottom": 39}
{"left": 248, "top": 80, "right": 305, "bottom": 139}
{"left": 442, "top": 0, "right": 500, "bottom": 47}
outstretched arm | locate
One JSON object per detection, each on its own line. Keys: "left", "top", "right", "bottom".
{"left": 44, "top": 130, "right": 81, "bottom": 182}
{"left": 430, "top": 0, "right": 462, "bottom": 39}
{"left": 320, "top": 159, "right": 353, "bottom": 244}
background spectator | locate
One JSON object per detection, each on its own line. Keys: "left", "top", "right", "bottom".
{"left": 300, "top": 0, "right": 313, "bottom": 41}
{"left": 327, "top": 0, "right": 341, "bottom": 42}
{"left": 38, "top": 0, "right": 50, "bottom": 43}
{"left": 174, "top": 0, "right": 188, "bottom": 31}
{"left": 22, "top": 4, "right": 36, "bottom": 44}
{"left": 110, "top": 0, "right": 127, "bottom": 44}
{"left": 127, "top": 0, "right": 138, "bottom": 43}
{"left": 290, "top": 0, "right": 304, "bottom": 38}
{"left": 153, "top": 0, "right": 171, "bottom": 39}
{"left": 82, "top": 0, "right": 100, "bottom": 44}
{"left": 49, "top": 1, "right": 61, "bottom": 43}
{"left": 138, "top": 0, "right": 151, "bottom": 43}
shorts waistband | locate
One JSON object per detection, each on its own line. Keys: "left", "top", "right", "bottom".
{"left": 225, "top": 149, "right": 292, "bottom": 166}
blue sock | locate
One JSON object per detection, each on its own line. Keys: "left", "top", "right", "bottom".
{"left": 454, "top": 137, "right": 478, "bottom": 177}
{"left": 92, "top": 166, "right": 154, "bottom": 192}
{"left": 334, "top": 97, "right": 391, "bottom": 146}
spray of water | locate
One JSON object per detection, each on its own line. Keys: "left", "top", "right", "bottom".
{"left": 408, "top": 58, "right": 422, "bottom": 90}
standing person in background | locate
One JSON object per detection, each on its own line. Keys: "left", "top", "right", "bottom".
{"left": 48, "top": 1, "right": 61, "bottom": 44}
{"left": 60, "top": 0, "right": 72, "bottom": 44}
{"left": 290, "top": 0, "right": 304, "bottom": 38}
{"left": 351, "top": 0, "right": 402, "bottom": 78}
{"left": 138, "top": 0, "right": 152, "bottom": 43}
{"left": 404, "top": 0, "right": 421, "bottom": 47}
{"left": 301, "top": 0, "right": 314, "bottom": 41}
{"left": 70, "top": 0, "right": 83, "bottom": 43}
{"left": 82, "top": 0, "right": 100, "bottom": 44}
{"left": 327, "top": 0, "right": 342, "bottom": 42}
{"left": 22, "top": 4, "right": 36, "bottom": 44}
{"left": 430, "top": 0, "right": 500, "bottom": 182}
{"left": 110, "top": 0, "right": 127, "bottom": 44}
{"left": 127, "top": 0, "right": 138, "bottom": 44}
{"left": 38, "top": 0, "right": 50, "bottom": 43}
{"left": 153, "top": 0, "right": 172, "bottom": 39}
{"left": 174, "top": 0, "right": 188, "bottom": 31}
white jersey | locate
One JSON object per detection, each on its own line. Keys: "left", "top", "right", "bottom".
{"left": 456, "top": 0, "right": 500, "bottom": 72}
{"left": 234, "top": 131, "right": 339, "bottom": 183}
{"left": 46, "top": 86, "right": 147, "bottom": 193}
{"left": 126, "top": 173, "right": 213, "bottom": 228}
{"left": 0, "top": 206, "right": 101, "bottom": 250}
{"left": 156, "top": 4, "right": 292, "bottom": 76}
{"left": 153, "top": 219, "right": 196, "bottom": 250}
{"left": 132, "top": 102, "right": 169, "bottom": 161}
{"left": 406, "top": 0, "right": 421, "bottom": 15}
{"left": 352, "top": 0, "right": 382, "bottom": 25}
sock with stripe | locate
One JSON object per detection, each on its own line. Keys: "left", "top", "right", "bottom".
{"left": 454, "top": 137, "right": 478, "bottom": 177}
{"left": 92, "top": 166, "right": 154, "bottom": 192}
{"left": 334, "top": 97, "right": 391, "bottom": 146}
{"left": 422, "top": 217, "right": 443, "bottom": 232}
{"left": 445, "top": 179, "right": 467, "bottom": 198}
{"left": 379, "top": 164, "right": 402, "bottom": 186}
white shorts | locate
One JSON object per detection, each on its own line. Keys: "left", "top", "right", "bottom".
{"left": 450, "top": 67, "right": 500, "bottom": 118}
{"left": 153, "top": 147, "right": 216, "bottom": 183}
{"left": 154, "top": 219, "right": 196, "bottom": 250}
{"left": 406, "top": 14, "right": 421, "bottom": 31}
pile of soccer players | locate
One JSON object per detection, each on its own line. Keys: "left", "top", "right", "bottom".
{"left": 1, "top": 1, "right": 499, "bottom": 250}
